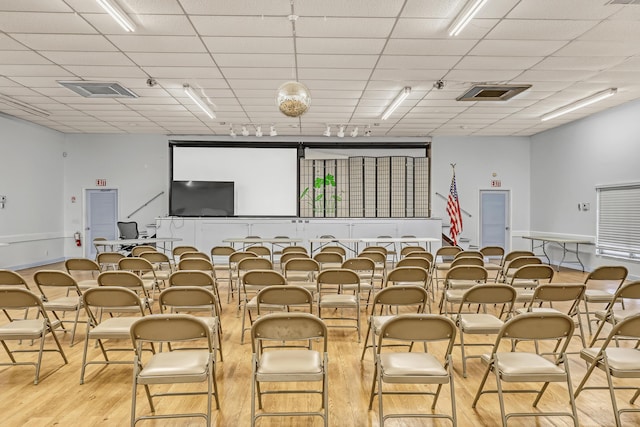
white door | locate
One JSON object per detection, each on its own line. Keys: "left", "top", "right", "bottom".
{"left": 479, "top": 190, "right": 510, "bottom": 251}
{"left": 85, "top": 189, "right": 118, "bottom": 259}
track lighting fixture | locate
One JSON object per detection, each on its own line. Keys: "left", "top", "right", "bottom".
{"left": 323, "top": 125, "right": 331, "bottom": 137}
{"left": 540, "top": 88, "right": 617, "bottom": 122}
{"left": 183, "top": 84, "right": 215, "bottom": 119}
{"left": 270, "top": 125, "right": 277, "bottom": 137}
{"left": 337, "top": 125, "right": 345, "bottom": 138}
{"left": 241, "top": 125, "right": 249, "bottom": 137}
{"left": 350, "top": 126, "right": 359, "bottom": 138}
{"left": 255, "top": 125, "right": 262, "bottom": 137}
{"left": 381, "top": 87, "right": 411, "bottom": 120}
{"left": 448, "top": 0, "right": 488, "bottom": 37}
{"left": 96, "top": 0, "right": 136, "bottom": 32}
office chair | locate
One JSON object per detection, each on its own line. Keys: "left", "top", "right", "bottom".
{"left": 117, "top": 221, "right": 139, "bottom": 254}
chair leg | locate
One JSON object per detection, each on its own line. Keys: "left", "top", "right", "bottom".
{"left": 459, "top": 330, "right": 468, "bottom": 378}
{"left": 564, "top": 356, "right": 580, "bottom": 427}
{"left": 448, "top": 355, "right": 458, "bottom": 427}
{"left": 359, "top": 321, "right": 372, "bottom": 360}
{"left": 368, "top": 364, "right": 378, "bottom": 409}
{"left": 472, "top": 360, "right": 492, "bottom": 408}
{"left": 603, "top": 357, "right": 623, "bottom": 427}
{"left": 493, "top": 365, "right": 508, "bottom": 427}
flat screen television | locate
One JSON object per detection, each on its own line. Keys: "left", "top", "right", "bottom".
{"left": 170, "top": 181, "right": 234, "bottom": 217}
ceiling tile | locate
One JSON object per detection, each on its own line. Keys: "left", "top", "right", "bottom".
{"left": 506, "top": 0, "right": 620, "bottom": 19}
{"left": 203, "top": 37, "right": 293, "bottom": 54}
{"left": 0, "top": 12, "right": 96, "bottom": 33}
{"left": 294, "top": 0, "right": 405, "bottom": 17}
{"left": 11, "top": 34, "right": 117, "bottom": 51}
{"left": 455, "top": 56, "right": 543, "bottom": 70}
{"left": 469, "top": 40, "right": 568, "bottom": 56}
{"left": 41, "top": 51, "right": 134, "bottom": 66}
{"left": 384, "top": 39, "right": 477, "bottom": 55}
{"left": 297, "top": 38, "right": 386, "bottom": 54}
{"left": 295, "top": 17, "right": 395, "bottom": 38}
{"left": 533, "top": 56, "right": 626, "bottom": 71}
{"left": 554, "top": 40, "right": 640, "bottom": 57}
{"left": 179, "top": 0, "right": 291, "bottom": 15}
{"left": 485, "top": 19, "right": 598, "bottom": 40}
{"left": 212, "top": 53, "right": 294, "bottom": 68}
{"left": 191, "top": 16, "right": 291, "bottom": 37}
{"left": 108, "top": 35, "right": 207, "bottom": 53}
{"left": 392, "top": 18, "right": 497, "bottom": 39}
{"left": 127, "top": 52, "right": 215, "bottom": 67}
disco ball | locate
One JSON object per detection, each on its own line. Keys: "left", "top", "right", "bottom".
{"left": 276, "top": 81, "right": 311, "bottom": 117}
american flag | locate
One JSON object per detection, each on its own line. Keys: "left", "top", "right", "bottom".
{"left": 446, "top": 171, "right": 463, "bottom": 245}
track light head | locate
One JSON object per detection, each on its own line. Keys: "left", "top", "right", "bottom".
{"left": 323, "top": 125, "right": 331, "bottom": 137}
{"left": 337, "top": 125, "right": 345, "bottom": 138}
{"left": 255, "top": 125, "right": 262, "bottom": 137}
{"left": 241, "top": 125, "right": 249, "bottom": 137}
{"left": 350, "top": 126, "right": 359, "bottom": 137}
{"left": 270, "top": 125, "right": 277, "bottom": 136}
{"left": 229, "top": 124, "right": 236, "bottom": 137}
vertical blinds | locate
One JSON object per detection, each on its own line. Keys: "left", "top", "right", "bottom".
{"left": 596, "top": 183, "right": 640, "bottom": 259}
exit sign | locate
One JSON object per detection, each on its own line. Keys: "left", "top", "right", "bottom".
{"left": 491, "top": 180, "right": 502, "bottom": 187}
{"left": 96, "top": 179, "right": 107, "bottom": 186}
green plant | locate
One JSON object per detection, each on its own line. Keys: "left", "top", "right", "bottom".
{"left": 300, "top": 174, "right": 343, "bottom": 214}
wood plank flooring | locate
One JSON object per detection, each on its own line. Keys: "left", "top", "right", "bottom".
{"left": 1, "top": 262, "right": 639, "bottom": 426}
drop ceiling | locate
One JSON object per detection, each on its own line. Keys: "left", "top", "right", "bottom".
{"left": 1, "top": 0, "right": 640, "bottom": 137}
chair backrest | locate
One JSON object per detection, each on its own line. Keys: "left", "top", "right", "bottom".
{"left": 83, "top": 286, "right": 144, "bottom": 311}
{"left": 65, "top": 258, "right": 101, "bottom": 274}
{"left": 117, "top": 221, "right": 139, "bottom": 239}
{"left": 283, "top": 258, "right": 320, "bottom": 276}
{"left": 401, "top": 246, "right": 427, "bottom": 257}
{"left": 0, "top": 287, "right": 46, "bottom": 311}
{"left": 614, "top": 280, "right": 640, "bottom": 300}
{"left": 93, "top": 237, "right": 107, "bottom": 255}
{"left": 238, "top": 257, "right": 273, "bottom": 272}
{"left": 341, "top": 257, "right": 375, "bottom": 277}
{"left": 504, "top": 250, "right": 535, "bottom": 263}
{"left": 396, "top": 257, "right": 431, "bottom": 271}
{"left": 510, "top": 264, "right": 554, "bottom": 282}
{"left": 362, "top": 246, "right": 388, "bottom": 255}
{"left": 131, "top": 245, "right": 157, "bottom": 257}
{"left": 313, "top": 252, "right": 343, "bottom": 264}
{"left": 529, "top": 283, "right": 586, "bottom": 304}
{"left": 118, "top": 257, "right": 155, "bottom": 274}
{"left": 358, "top": 251, "right": 386, "bottom": 265}
{"left": 97, "top": 252, "right": 125, "bottom": 270}
{"left": 585, "top": 265, "right": 628, "bottom": 284}
{"left": 131, "top": 314, "right": 212, "bottom": 349}
{"left": 378, "top": 314, "right": 456, "bottom": 352}
{"left": 385, "top": 266, "right": 429, "bottom": 286}
{"left": 169, "top": 270, "right": 216, "bottom": 288}
{"left": 281, "top": 246, "right": 308, "bottom": 255}
{"left": 97, "top": 270, "right": 145, "bottom": 289}
{"left": 34, "top": 270, "right": 81, "bottom": 296}
{"left": 455, "top": 250, "right": 484, "bottom": 259}
{"left": 178, "top": 258, "right": 215, "bottom": 273}
{"left": 159, "top": 286, "right": 218, "bottom": 315}
{"left": 139, "top": 251, "right": 172, "bottom": 266}
{"left": 372, "top": 285, "right": 429, "bottom": 308}
{"left": 242, "top": 270, "right": 286, "bottom": 287}
{"left": 0, "top": 269, "right": 30, "bottom": 288}
{"left": 459, "top": 284, "right": 517, "bottom": 306}
{"left": 320, "top": 246, "right": 346, "bottom": 257}
{"left": 445, "top": 265, "right": 488, "bottom": 282}
{"left": 479, "top": 246, "right": 505, "bottom": 259}
{"left": 179, "top": 251, "right": 211, "bottom": 260}
{"left": 229, "top": 251, "right": 258, "bottom": 264}
{"left": 251, "top": 312, "right": 327, "bottom": 352}
{"left": 450, "top": 256, "right": 484, "bottom": 267}
{"left": 507, "top": 256, "right": 542, "bottom": 270}
{"left": 603, "top": 313, "right": 640, "bottom": 342}
{"left": 280, "top": 252, "right": 311, "bottom": 265}
{"left": 404, "top": 251, "right": 434, "bottom": 264}
{"left": 256, "top": 285, "right": 314, "bottom": 314}
{"left": 210, "top": 245, "right": 235, "bottom": 257}
{"left": 247, "top": 245, "right": 271, "bottom": 257}
{"left": 497, "top": 312, "right": 575, "bottom": 344}
{"left": 317, "top": 269, "right": 360, "bottom": 290}
{"left": 435, "top": 246, "right": 462, "bottom": 260}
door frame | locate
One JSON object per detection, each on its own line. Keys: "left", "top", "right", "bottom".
{"left": 478, "top": 189, "right": 511, "bottom": 252}
{"left": 83, "top": 188, "right": 119, "bottom": 258}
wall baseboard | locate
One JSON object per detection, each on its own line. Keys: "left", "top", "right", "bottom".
{"left": 7, "top": 257, "right": 66, "bottom": 272}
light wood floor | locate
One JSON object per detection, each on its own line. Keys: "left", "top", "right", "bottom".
{"left": 1, "top": 263, "right": 639, "bottom": 427}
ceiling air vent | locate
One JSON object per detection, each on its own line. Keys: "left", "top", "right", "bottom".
{"left": 606, "top": 0, "right": 640, "bottom": 5}
{"left": 456, "top": 84, "right": 532, "bottom": 102}
{"left": 57, "top": 81, "right": 138, "bottom": 98}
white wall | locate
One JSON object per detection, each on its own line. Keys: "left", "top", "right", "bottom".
{"left": 531, "top": 98, "right": 640, "bottom": 278}
{"left": 63, "top": 133, "right": 170, "bottom": 258}
{"left": 0, "top": 114, "right": 65, "bottom": 269}
{"left": 430, "top": 136, "right": 531, "bottom": 251}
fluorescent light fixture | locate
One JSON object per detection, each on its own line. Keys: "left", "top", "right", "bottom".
{"left": 540, "top": 88, "right": 617, "bottom": 122}
{"left": 255, "top": 125, "right": 262, "bottom": 137}
{"left": 381, "top": 87, "right": 411, "bottom": 120}
{"left": 0, "top": 94, "right": 50, "bottom": 117}
{"left": 350, "top": 126, "right": 359, "bottom": 138}
{"left": 323, "top": 125, "right": 331, "bottom": 137}
{"left": 337, "top": 125, "right": 345, "bottom": 138}
{"left": 448, "top": 0, "right": 489, "bottom": 37}
{"left": 96, "top": 0, "right": 136, "bottom": 32}
{"left": 241, "top": 125, "right": 249, "bottom": 136}
{"left": 269, "top": 125, "right": 277, "bottom": 137}
{"left": 183, "top": 84, "right": 215, "bottom": 119}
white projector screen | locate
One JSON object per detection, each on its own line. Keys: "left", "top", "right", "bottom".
{"left": 172, "top": 146, "right": 298, "bottom": 216}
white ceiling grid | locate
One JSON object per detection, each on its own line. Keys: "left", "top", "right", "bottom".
{"left": 0, "top": 0, "right": 638, "bottom": 136}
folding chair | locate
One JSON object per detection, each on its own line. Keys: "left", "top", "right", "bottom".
{"left": 574, "top": 313, "right": 640, "bottom": 427}
{"left": 497, "top": 250, "right": 535, "bottom": 282}
{"left": 369, "top": 314, "right": 458, "bottom": 426}
{"left": 360, "top": 285, "right": 430, "bottom": 360}
{"left": 240, "top": 270, "right": 287, "bottom": 344}
{"left": 80, "top": 286, "right": 145, "bottom": 384}
{"left": 227, "top": 251, "right": 258, "bottom": 304}
{"left": 590, "top": 280, "right": 640, "bottom": 346}
{"left": 317, "top": 269, "right": 361, "bottom": 342}
{"left": 472, "top": 312, "right": 579, "bottom": 427}
{"left": 97, "top": 271, "right": 154, "bottom": 314}
{"left": 432, "top": 246, "right": 463, "bottom": 290}
{"left": 581, "top": 266, "right": 628, "bottom": 334}
{"left": 33, "top": 270, "right": 85, "bottom": 346}
{"left": 0, "top": 270, "right": 32, "bottom": 321}
{"left": 341, "top": 257, "right": 376, "bottom": 306}
{"left": 65, "top": 258, "right": 101, "bottom": 291}
{"left": 439, "top": 265, "right": 488, "bottom": 314}
{"left": 250, "top": 313, "right": 328, "bottom": 427}
{"left": 97, "top": 252, "right": 125, "bottom": 271}
{"left": 118, "top": 257, "right": 161, "bottom": 301}
{"left": 175, "top": 258, "right": 223, "bottom": 315}
{"left": 282, "top": 258, "right": 319, "bottom": 296}
{"left": 480, "top": 246, "right": 505, "bottom": 281}
{"left": 130, "top": 314, "right": 219, "bottom": 426}
{"left": 454, "top": 284, "right": 517, "bottom": 378}
{"left": 0, "top": 288, "right": 67, "bottom": 384}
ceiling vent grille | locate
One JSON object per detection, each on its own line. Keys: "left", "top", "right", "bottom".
{"left": 606, "top": 0, "right": 640, "bottom": 5}
{"left": 57, "top": 81, "right": 138, "bottom": 98}
{"left": 457, "top": 84, "right": 532, "bottom": 102}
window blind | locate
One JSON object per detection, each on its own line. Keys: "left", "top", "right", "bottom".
{"left": 596, "top": 183, "right": 640, "bottom": 260}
